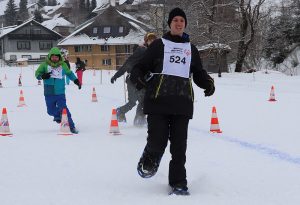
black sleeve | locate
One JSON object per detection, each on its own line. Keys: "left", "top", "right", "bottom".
{"left": 130, "top": 40, "right": 161, "bottom": 86}
{"left": 190, "top": 44, "right": 214, "bottom": 89}
{"left": 113, "top": 63, "right": 127, "bottom": 79}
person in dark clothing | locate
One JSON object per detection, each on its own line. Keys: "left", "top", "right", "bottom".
{"left": 110, "top": 33, "right": 157, "bottom": 126}
{"left": 130, "top": 8, "right": 215, "bottom": 195}
{"left": 61, "top": 49, "right": 71, "bottom": 85}
{"left": 75, "top": 57, "right": 86, "bottom": 85}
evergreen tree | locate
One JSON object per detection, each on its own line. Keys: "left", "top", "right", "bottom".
{"left": 19, "top": 0, "right": 29, "bottom": 20}
{"left": 91, "top": 0, "right": 97, "bottom": 11}
{"left": 79, "top": 0, "right": 85, "bottom": 11}
{"left": 38, "top": 0, "right": 47, "bottom": 7}
{"left": 4, "top": 0, "right": 18, "bottom": 26}
{"left": 263, "top": 7, "right": 294, "bottom": 65}
{"left": 86, "top": 0, "right": 90, "bottom": 12}
{"left": 34, "top": 9, "right": 43, "bottom": 23}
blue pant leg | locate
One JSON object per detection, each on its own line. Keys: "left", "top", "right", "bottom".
{"left": 45, "top": 95, "right": 60, "bottom": 118}
{"left": 56, "top": 94, "right": 75, "bottom": 129}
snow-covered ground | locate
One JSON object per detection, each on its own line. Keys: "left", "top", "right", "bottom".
{"left": 0, "top": 66, "right": 300, "bottom": 205}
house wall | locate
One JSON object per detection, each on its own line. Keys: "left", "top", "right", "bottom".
{"left": 63, "top": 44, "right": 134, "bottom": 70}
{"left": 1, "top": 22, "right": 61, "bottom": 61}
{"left": 200, "top": 50, "right": 229, "bottom": 73}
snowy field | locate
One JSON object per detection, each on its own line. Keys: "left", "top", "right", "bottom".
{"left": 0, "top": 66, "right": 300, "bottom": 205}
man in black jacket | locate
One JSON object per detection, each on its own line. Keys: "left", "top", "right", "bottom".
{"left": 130, "top": 8, "right": 215, "bottom": 195}
{"left": 110, "top": 33, "right": 157, "bottom": 126}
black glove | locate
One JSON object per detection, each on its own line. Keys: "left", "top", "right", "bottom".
{"left": 41, "top": 72, "right": 51, "bottom": 80}
{"left": 110, "top": 76, "right": 117, "bottom": 84}
{"left": 74, "top": 79, "right": 81, "bottom": 89}
{"left": 204, "top": 82, "right": 215, "bottom": 97}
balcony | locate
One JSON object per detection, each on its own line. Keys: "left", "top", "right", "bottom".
{"left": 7, "top": 34, "right": 61, "bottom": 40}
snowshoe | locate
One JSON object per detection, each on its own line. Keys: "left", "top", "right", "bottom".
{"left": 169, "top": 185, "right": 190, "bottom": 196}
{"left": 116, "top": 108, "right": 126, "bottom": 122}
{"left": 137, "top": 150, "right": 161, "bottom": 178}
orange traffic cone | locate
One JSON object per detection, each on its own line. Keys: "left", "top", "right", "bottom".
{"left": 17, "top": 90, "right": 26, "bottom": 107}
{"left": 18, "top": 76, "right": 22, "bottom": 87}
{"left": 268, "top": 85, "right": 276, "bottom": 102}
{"left": 109, "top": 108, "right": 121, "bottom": 135}
{"left": 38, "top": 80, "right": 41, "bottom": 85}
{"left": 0, "top": 108, "right": 13, "bottom": 136}
{"left": 0, "top": 80, "right": 3, "bottom": 88}
{"left": 210, "top": 106, "right": 222, "bottom": 133}
{"left": 58, "top": 108, "right": 73, "bottom": 135}
{"left": 91, "top": 87, "right": 98, "bottom": 102}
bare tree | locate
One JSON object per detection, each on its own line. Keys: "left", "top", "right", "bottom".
{"left": 234, "top": 0, "right": 266, "bottom": 72}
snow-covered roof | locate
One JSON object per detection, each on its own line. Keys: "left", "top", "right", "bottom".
{"left": 42, "top": 13, "right": 52, "bottom": 20}
{"left": 42, "top": 5, "right": 63, "bottom": 15}
{"left": 0, "top": 25, "right": 18, "bottom": 38}
{"left": 197, "top": 43, "right": 231, "bottom": 51}
{"left": 92, "top": 2, "right": 110, "bottom": 13}
{"left": 59, "top": 6, "right": 151, "bottom": 46}
{"left": 0, "top": 19, "right": 62, "bottom": 39}
{"left": 58, "top": 29, "right": 144, "bottom": 46}
{"left": 117, "top": 10, "right": 153, "bottom": 29}
{"left": 42, "top": 16, "right": 74, "bottom": 30}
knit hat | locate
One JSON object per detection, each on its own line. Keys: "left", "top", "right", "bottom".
{"left": 167, "top": 7, "right": 187, "bottom": 28}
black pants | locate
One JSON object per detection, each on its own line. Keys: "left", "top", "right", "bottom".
{"left": 145, "top": 114, "right": 190, "bottom": 187}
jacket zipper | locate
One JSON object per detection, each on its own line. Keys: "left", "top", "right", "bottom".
{"left": 189, "top": 78, "right": 194, "bottom": 102}
{"left": 155, "top": 75, "right": 164, "bottom": 98}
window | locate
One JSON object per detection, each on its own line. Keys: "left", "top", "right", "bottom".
{"left": 103, "top": 26, "right": 111, "bottom": 34}
{"left": 209, "top": 55, "right": 215, "bottom": 65}
{"left": 124, "top": 45, "right": 130, "bottom": 53}
{"left": 39, "top": 41, "right": 52, "bottom": 50}
{"left": 101, "top": 45, "right": 109, "bottom": 52}
{"left": 22, "top": 55, "right": 32, "bottom": 59}
{"left": 119, "top": 26, "right": 124, "bottom": 33}
{"left": 40, "top": 55, "right": 47, "bottom": 60}
{"left": 74, "top": 45, "right": 92, "bottom": 52}
{"left": 93, "top": 27, "right": 98, "bottom": 34}
{"left": 102, "top": 59, "right": 111, "bottom": 65}
{"left": 10, "top": 55, "right": 17, "bottom": 60}
{"left": 17, "top": 41, "right": 30, "bottom": 50}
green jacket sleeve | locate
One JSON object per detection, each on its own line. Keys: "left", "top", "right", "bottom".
{"left": 35, "top": 62, "right": 47, "bottom": 80}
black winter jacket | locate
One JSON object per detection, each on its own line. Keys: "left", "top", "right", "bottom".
{"left": 130, "top": 32, "right": 214, "bottom": 118}
{"left": 113, "top": 46, "right": 147, "bottom": 80}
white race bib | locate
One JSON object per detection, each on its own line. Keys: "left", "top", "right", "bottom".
{"left": 161, "top": 38, "right": 192, "bottom": 78}
{"left": 47, "top": 65, "right": 63, "bottom": 79}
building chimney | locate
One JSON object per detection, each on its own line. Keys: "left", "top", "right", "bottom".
{"left": 110, "top": 0, "right": 116, "bottom": 7}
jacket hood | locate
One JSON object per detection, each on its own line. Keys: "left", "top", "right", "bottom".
{"left": 46, "top": 47, "right": 64, "bottom": 67}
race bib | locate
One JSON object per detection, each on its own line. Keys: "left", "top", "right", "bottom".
{"left": 47, "top": 65, "right": 63, "bottom": 79}
{"left": 161, "top": 38, "right": 191, "bottom": 78}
